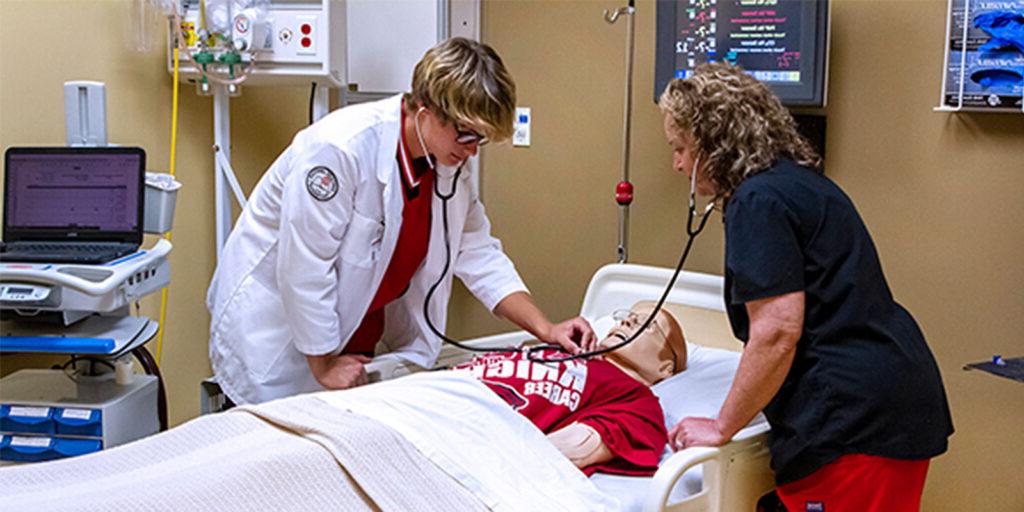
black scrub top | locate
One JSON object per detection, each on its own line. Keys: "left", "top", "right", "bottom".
{"left": 723, "top": 159, "right": 953, "bottom": 485}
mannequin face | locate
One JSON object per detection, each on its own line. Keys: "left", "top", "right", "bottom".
{"left": 416, "top": 108, "right": 484, "bottom": 166}
{"left": 601, "top": 305, "right": 686, "bottom": 386}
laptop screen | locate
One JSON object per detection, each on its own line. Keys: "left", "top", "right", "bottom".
{"left": 3, "top": 147, "right": 145, "bottom": 243}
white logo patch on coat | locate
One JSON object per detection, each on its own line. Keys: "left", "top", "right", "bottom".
{"left": 306, "top": 166, "right": 339, "bottom": 201}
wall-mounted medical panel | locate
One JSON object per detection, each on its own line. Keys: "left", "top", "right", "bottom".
{"left": 168, "top": 0, "right": 346, "bottom": 87}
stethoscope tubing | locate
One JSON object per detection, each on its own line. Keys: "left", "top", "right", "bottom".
{"left": 422, "top": 163, "right": 716, "bottom": 363}
{"left": 420, "top": 120, "right": 716, "bottom": 362}
{"left": 423, "top": 165, "right": 523, "bottom": 355}
{"left": 523, "top": 200, "right": 713, "bottom": 363}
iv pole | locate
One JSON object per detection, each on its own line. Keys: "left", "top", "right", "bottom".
{"left": 606, "top": 0, "right": 636, "bottom": 263}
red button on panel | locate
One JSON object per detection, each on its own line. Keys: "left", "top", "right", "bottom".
{"left": 301, "top": 23, "right": 311, "bottom": 35}
{"left": 301, "top": 37, "right": 312, "bottom": 48}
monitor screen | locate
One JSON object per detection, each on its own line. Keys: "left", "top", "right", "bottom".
{"left": 655, "top": 0, "right": 830, "bottom": 106}
{"left": 3, "top": 147, "right": 145, "bottom": 242}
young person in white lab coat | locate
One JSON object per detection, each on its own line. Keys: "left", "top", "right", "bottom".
{"left": 207, "top": 38, "right": 597, "bottom": 405}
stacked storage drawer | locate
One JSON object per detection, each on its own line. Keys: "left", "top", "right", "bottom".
{"left": 1, "top": 405, "right": 103, "bottom": 462}
{"left": 0, "top": 369, "right": 159, "bottom": 464}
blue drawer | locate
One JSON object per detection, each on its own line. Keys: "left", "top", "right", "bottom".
{"left": 54, "top": 437, "right": 103, "bottom": 458}
{"left": 1, "top": 435, "right": 56, "bottom": 462}
{"left": 1, "top": 435, "right": 102, "bottom": 462}
{"left": 0, "top": 404, "right": 55, "bottom": 435}
{"left": 54, "top": 408, "right": 102, "bottom": 437}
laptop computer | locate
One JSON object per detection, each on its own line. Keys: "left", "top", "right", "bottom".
{"left": 2, "top": 146, "right": 146, "bottom": 265}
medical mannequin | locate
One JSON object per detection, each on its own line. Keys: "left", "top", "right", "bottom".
{"left": 456, "top": 304, "right": 686, "bottom": 474}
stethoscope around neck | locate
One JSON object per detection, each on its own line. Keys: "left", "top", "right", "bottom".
{"left": 419, "top": 116, "right": 717, "bottom": 362}
{"left": 414, "top": 107, "right": 521, "bottom": 354}
{"left": 687, "top": 157, "right": 716, "bottom": 236}
{"left": 421, "top": 161, "right": 522, "bottom": 355}
{"left": 520, "top": 163, "right": 716, "bottom": 364}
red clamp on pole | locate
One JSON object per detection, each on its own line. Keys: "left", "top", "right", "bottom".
{"left": 616, "top": 181, "right": 634, "bottom": 205}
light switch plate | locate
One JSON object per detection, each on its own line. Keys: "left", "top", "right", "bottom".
{"left": 513, "top": 107, "right": 531, "bottom": 147}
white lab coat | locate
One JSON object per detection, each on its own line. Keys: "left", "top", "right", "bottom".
{"left": 207, "top": 95, "right": 527, "bottom": 404}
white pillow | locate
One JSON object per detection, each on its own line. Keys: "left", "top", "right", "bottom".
{"left": 590, "top": 314, "right": 617, "bottom": 341}
{"left": 652, "top": 343, "right": 742, "bottom": 430}
{"left": 591, "top": 317, "right": 764, "bottom": 432}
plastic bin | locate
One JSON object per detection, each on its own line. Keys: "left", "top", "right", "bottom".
{"left": 144, "top": 172, "right": 181, "bottom": 234}
{"left": 54, "top": 408, "right": 102, "bottom": 437}
{"left": 0, "top": 435, "right": 102, "bottom": 462}
{"left": 1, "top": 404, "right": 55, "bottom": 435}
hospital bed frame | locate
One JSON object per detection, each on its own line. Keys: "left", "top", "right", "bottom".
{"left": 366, "top": 263, "right": 775, "bottom": 512}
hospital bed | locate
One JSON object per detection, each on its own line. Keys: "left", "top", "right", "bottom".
{"left": 367, "top": 263, "right": 775, "bottom": 512}
{"left": 0, "top": 264, "right": 773, "bottom": 512}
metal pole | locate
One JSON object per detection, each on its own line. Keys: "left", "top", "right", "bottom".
{"left": 606, "top": 1, "right": 636, "bottom": 263}
{"left": 213, "top": 84, "right": 232, "bottom": 258}
{"left": 438, "top": 0, "right": 450, "bottom": 41}
{"left": 312, "top": 83, "right": 330, "bottom": 121}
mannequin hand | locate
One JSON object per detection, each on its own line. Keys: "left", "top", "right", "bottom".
{"left": 306, "top": 353, "right": 372, "bottom": 390}
{"left": 544, "top": 317, "right": 598, "bottom": 355}
{"left": 668, "top": 416, "right": 730, "bottom": 451}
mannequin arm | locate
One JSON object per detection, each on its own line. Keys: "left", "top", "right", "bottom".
{"left": 546, "top": 422, "right": 613, "bottom": 468}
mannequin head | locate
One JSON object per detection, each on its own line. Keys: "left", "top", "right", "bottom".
{"left": 601, "top": 304, "right": 687, "bottom": 386}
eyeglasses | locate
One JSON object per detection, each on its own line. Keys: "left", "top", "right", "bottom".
{"left": 612, "top": 309, "right": 668, "bottom": 338}
{"left": 455, "top": 126, "right": 488, "bottom": 147}
{"left": 611, "top": 308, "right": 681, "bottom": 373}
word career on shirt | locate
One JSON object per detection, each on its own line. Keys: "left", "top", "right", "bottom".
{"left": 458, "top": 355, "right": 589, "bottom": 412}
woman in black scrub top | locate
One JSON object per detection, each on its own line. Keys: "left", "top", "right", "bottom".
{"left": 658, "top": 62, "right": 953, "bottom": 512}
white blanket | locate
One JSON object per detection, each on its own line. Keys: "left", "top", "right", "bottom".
{"left": 0, "top": 395, "right": 485, "bottom": 511}
{"left": 313, "top": 371, "right": 620, "bottom": 512}
{"left": 1, "top": 408, "right": 376, "bottom": 511}
{"left": 0, "top": 372, "right": 617, "bottom": 512}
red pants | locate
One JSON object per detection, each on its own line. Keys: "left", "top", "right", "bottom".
{"left": 776, "top": 454, "right": 930, "bottom": 512}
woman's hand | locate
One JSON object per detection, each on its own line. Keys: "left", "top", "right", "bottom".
{"left": 306, "top": 353, "right": 372, "bottom": 390}
{"left": 494, "top": 292, "right": 598, "bottom": 355}
{"left": 544, "top": 317, "right": 598, "bottom": 354}
{"left": 668, "top": 416, "right": 731, "bottom": 451}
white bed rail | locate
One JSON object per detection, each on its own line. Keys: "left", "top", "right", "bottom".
{"left": 645, "top": 422, "right": 773, "bottom": 512}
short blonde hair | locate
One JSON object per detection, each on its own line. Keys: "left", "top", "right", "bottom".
{"left": 658, "top": 62, "right": 821, "bottom": 203}
{"left": 404, "top": 37, "right": 516, "bottom": 142}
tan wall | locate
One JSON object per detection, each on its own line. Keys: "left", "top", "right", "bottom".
{"left": 0, "top": 0, "right": 315, "bottom": 426}
{"left": 473, "top": 1, "right": 1024, "bottom": 511}
{"left": 1, "top": 1, "right": 1022, "bottom": 510}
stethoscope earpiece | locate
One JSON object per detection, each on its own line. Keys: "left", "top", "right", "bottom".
{"left": 414, "top": 107, "right": 436, "bottom": 171}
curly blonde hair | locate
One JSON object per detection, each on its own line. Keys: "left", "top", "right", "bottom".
{"left": 404, "top": 37, "right": 516, "bottom": 142}
{"left": 658, "top": 62, "right": 821, "bottom": 203}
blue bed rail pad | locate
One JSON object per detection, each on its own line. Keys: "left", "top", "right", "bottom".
{"left": 0, "top": 336, "right": 116, "bottom": 354}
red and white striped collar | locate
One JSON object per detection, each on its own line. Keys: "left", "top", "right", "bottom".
{"left": 398, "top": 104, "right": 423, "bottom": 190}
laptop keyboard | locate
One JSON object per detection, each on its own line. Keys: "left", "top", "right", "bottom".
{"left": 0, "top": 242, "right": 138, "bottom": 264}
